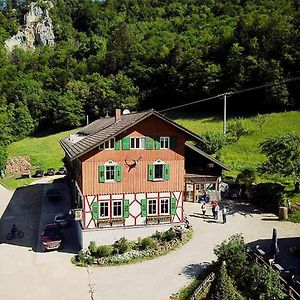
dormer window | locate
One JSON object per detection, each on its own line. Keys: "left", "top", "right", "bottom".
{"left": 99, "top": 138, "right": 115, "bottom": 150}
{"left": 130, "top": 137, "right": 145, "bottom": 149}
{"left": 160, "top": 137, "right": 170, "bottom": 149}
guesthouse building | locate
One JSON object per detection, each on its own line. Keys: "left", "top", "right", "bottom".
{"left": 60, "top": 109, "right": 229, "bottom": 248}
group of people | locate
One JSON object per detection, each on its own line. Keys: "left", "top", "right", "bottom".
{"left": 200, "top": 197, "right": 227, "bottom": 224}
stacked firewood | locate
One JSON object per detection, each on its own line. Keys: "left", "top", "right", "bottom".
{"left": 5, "top": 157, "right": 32, "bottom": 175}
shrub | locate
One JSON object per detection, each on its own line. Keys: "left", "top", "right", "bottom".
{"left": 236, "top": 168, "right": 256, "bottom": 185}
{"left": 206, "top": 262, "right": 244, "bottom": 300}
{"left": 254, "top": 183, "right": 285, "bottom": 213}
{"left": 113, "top": 237, "right": 132, "bottom": 254}
{"left": 161, "top": 228, "right": 177, "bottom": 242}
{"left": 214, "top": 234, "right": 247, "bottom": 285}
{"left": 198, "top": 131, "right": 227, "bottom": 155}
{"left": 140, "top": 237, "right": 156, "bottom": 250}
{"left": 88, "top": 241, "right": 98, "bottom": 257}
{"left": 97, "top": 245, "right": 114, "bottom": 257}
{"left": 227, "top": 119, "right": 249, "bottom": 142}
{"left": 243, "top": 264, "right": 286, "bottom": 299}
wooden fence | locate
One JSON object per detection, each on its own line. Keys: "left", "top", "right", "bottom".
{"left": 188, "top": 272, "right": 215, "bottom": 300}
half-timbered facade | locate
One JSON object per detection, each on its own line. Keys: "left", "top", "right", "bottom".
{"left": 60, "top": 109, "right": 229, "bottom": 248}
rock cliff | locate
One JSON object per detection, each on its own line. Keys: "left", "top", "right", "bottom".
{"left": 5, "top": 2, "right": 55, "bottom": 52}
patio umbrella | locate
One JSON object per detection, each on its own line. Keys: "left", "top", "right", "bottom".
{"left": 270, "top": 227, "right": 280, "bottom": 259}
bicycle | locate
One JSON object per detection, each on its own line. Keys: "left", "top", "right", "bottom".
{"left": 7, "top": 229, "right": 24, "bottom": 240}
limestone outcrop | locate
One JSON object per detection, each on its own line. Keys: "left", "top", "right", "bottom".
{"left": 5, "top": 2, "right": 55, "bottom": 52}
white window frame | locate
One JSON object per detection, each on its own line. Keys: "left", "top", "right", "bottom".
{"left": 153, "top": 159, "right": 165, "bottom": 181}
{"left": 130, "top": 137, "right": 145, "bottom": 149}
{"left": 147, "top": 199, "right": 158, "bottom": 216}
{"left": 100, "top": 138, "right": 115, "bottom": 150}
{"left": 104, "top": 161, "right": 117, "bottom": 182}
{"left": 160, "top": 137, "right": 170, "bottom": 149}
{"left": 112, "top": 200, "right": 123, "bottom": 217}
{"left": 160, "top": 198, "right": 170, "bottom": 215}
{"left": 99, "top": 201, "right": 110, "bottom": 218}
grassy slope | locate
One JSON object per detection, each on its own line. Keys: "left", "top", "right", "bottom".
{"left": 0, "top": 128, "right": 78, "bottom": 189}
{"left": 175, "top": 111, "right": 300, "bottom": 180}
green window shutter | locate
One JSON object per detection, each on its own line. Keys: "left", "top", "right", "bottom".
{"left": 148, "top": 164, "right": 154, "bottom": 181}
{"left": 98, "top": 165, "right": 105, "bottom": 183}
{"left": 155, "top": 137, "right": 161, "bottom": 149}
{"left": 145, "top": 137, "right": 154, "bottom": 150}
{"left": 171, "top": 198, "right": 176, "bottom": 215}
{"left": 164, "top": 164, "right": 170, "bottom": 180}
{"left": 116, "top": 165, "right": 122, "bottom": 182}
{"left": 123, "top": 199, "right": 129, "bottom": 218}
{"left": 141, "top": 199, "right": 147, "bottom": 217}
{"left": 170, "top": 136, "right": 177, "bottom": 149}
{"left": 92, "top": 201, "right": 99, "bottom": 220}
{"left": 122, "top": 137, "right": 130, "bottom": 150}
{"left": 115, "top": 138, "right": 120, "bottom": 150}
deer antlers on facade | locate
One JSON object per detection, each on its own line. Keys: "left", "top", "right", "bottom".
{"left": 125, "top": 156, "right": 142, "bottom": 172}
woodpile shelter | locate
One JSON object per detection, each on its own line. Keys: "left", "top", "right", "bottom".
{"left": 60, "top": 109, "right": 229, "bottom": 248}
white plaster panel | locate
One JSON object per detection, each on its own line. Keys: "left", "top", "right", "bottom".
{"left": 124, "top": 216, "right": 135, "bottom": 226}
{"left": 130, "top": 199, "right": 141, "bottom": 216}
{"left": 147, "top": 192, "right": 158, "bottom": 198}
{"left": 112, "top": 194, "right": 124, "bottom": 200}
{"left": 124, "top": 194, "right": 135, "bottom": 201}
{"left": 136, "top": 193, "right": 146, "bottom": 201}
{"left": 87, "top": 195, "right": 96, "bottom": 203}
{"left": 99, "top": 195, "right": 110, "bottom": 200}
{"left": 173, "top": 191, "right": 181, "bottom": 199}
{"left": 160, "top": 192, "right": 171, "bottom": 197}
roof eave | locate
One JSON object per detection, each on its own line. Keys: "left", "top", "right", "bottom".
{"left": 185, "top": 142, "right": 231, "bottom": 171}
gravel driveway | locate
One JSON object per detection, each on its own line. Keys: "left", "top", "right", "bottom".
{"left": 0, "top": 181, "right": 300, "bottom": 300}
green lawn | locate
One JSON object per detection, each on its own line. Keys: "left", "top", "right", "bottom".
{"left": 175, "top": 110, "right": 300, "bottom": 181}
{"left": 1, "top": 128, "right": 78, "bottom": 189}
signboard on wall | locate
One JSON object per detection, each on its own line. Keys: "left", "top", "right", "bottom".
{"left": 74, "top": 209, "right": 83, "bottom": 221}
{"left": 186, "top": 184, "right": 193, "bottom": 192}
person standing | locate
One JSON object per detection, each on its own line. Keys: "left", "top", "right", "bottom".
{"left": 215, "top": 203, "right": 219, "bottom": 220}
{"left": 222, "top": 206, "right": 227, "bottom": 224}
{"left": 201, "top": 202, "right": 207, "bottom": 215}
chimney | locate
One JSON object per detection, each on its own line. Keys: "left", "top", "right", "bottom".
{"left": 115, "top": 109, "right": 121, "bottom": 122}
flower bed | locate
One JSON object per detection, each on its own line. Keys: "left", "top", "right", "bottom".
{"left": 72, "top": 227, "right": 193, "bottom": 267}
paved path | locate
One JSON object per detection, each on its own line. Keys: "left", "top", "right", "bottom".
{"left": 0, "top": 182, "right": 300, "bottom": 300}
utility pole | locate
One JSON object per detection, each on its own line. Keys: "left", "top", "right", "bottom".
{"left": 223, "top": 93, "right": 227, "bottom": 135}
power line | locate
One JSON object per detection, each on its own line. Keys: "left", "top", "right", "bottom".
{"left": 159, "top": 76, "right": 300, "bottom": 113}
{"left": 159, "top": 94, "right": 224, "bottom": 113}
{"left": 229, "top": 76, "right": 300, "bottom": 96}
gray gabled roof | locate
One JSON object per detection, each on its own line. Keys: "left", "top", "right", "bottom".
{"left": 60, "top": 109, "right": 204, "bottom": 160}
{"left": 185, "top": 142, "right": 230, "bottom": 171}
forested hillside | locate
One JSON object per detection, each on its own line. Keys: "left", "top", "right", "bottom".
{"left": 0, "top": 0, "right": 299, "bottom": 169}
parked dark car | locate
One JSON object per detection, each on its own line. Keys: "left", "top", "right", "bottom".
{"left": 33, "top": 169, "right": 44, "bottom": 178}
{"left": 46, "top": 189, "right": 62, "bottom": 202}
{"left": 224, "top": 183, "right": 242, "bottom": 199}
{"left": 56, "top": 167, "right": 67, "bottom": 175}
{"left": 41, "top": 223, "right": 63, "bottom": 251}
{"left": 54, "top": 212, "right": 71, "bottom": 227}
{"left": 46, "top": 168, "right": 55, "bottom": 176}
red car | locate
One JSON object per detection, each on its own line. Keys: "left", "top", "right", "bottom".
{"left": 41, "top": 223, "right": 63, "bottom": 251}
